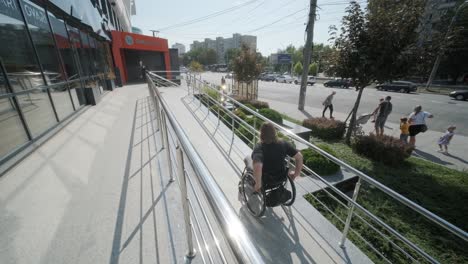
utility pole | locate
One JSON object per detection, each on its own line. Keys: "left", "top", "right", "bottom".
{"left": 298, "top": 0, "right": 317, "bottom": 110}
{"left": 150, "top": 30, "right": 159, "bottom": 37}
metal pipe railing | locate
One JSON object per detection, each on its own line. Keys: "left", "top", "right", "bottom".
{"left": 184, "top": 72, "right": 467, "bottom": 263}
{"left": 187, "top": 72, "right": 467, "bottom": 242}
{"left": 147, "top": 72, "right": 264, "bottom": 264}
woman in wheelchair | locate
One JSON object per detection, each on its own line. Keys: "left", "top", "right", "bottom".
{"left": 241, "top": 123, "right": 303, "bottom": 217}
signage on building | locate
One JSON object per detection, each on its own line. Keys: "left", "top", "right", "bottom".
{"left": 120, "top": 33, "right": 168, "bottom": 51}
{"left": 125, "top": 35, "right": 134, "bottom": 45}
{"left": 277, "top": 54, "right": 292, "bottom": 64}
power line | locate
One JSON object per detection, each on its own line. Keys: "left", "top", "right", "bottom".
{"left": 246, "top": 8, "right": 307, "bottom": 33}
{"left": 157, "top": 0, "right": 259, "bottom": 31}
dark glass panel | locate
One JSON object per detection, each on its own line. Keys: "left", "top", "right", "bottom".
{"left": 0, "top": 0, "right": 57, "bottom": 137}
{"left": 21, "top": 0, "right": 65, "bottom": 83}
{"left": 0, "top": 66, "right": 29, "bottom": 158}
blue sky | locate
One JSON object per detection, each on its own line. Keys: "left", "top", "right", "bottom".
{"left": 131, "top": 0, "right": 361, "bottom": 55}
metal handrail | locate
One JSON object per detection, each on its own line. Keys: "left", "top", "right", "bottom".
{"left": 187, "top": 73, "right": 467, "bottom": 242}
{"left": 182, "top": 72, "right": 467, "bottom": 263}
{"left": 147, "top": 72, "right": 264, "bottom": 264}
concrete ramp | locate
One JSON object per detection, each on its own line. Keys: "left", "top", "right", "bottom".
{"left": 157, "top": 84, "right": 373, "bottom": 264}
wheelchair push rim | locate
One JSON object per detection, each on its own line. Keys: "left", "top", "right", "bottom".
{"left": 241, "top": 173, "right": 266, "bottom": 217}
{"left": 282, "top": 176, "right": 296, "bottom": 206}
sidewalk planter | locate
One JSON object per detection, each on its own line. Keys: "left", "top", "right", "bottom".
{"left": 302, "top": 118, "right": 346, "bottom": 141}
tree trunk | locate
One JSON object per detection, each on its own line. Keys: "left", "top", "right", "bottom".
{"left": 345, "top": 86, "right": 365, "bottom": 145}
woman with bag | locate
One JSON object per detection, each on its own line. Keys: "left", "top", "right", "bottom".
{"left": 408, "top": 105, "right": 434, "bottom": 147}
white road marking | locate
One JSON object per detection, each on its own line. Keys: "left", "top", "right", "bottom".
{"left": 430, "top": 100, "right": 443, "bottom": 104}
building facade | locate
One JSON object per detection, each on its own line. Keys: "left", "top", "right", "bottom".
{"left": 172, "top": 43, "right": 186, "bottom": 56}
{"left": 190, "top": 33, "right": 257, "bottom": 63}
{"left": 0, "top": 0, "right": 145, "bottom": 168}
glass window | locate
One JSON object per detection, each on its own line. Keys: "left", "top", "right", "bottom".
{"left": 79, "top": 30, "right": 93, "bottom": 76}
{"left": 21, "top": 0, "right": 66, "bottom": 84}
{"left": 0, "top": 67, "right": 29, "bottom": 159}
{"left": 100, "top": 0, "right": 108, "bottom": 16}
{"left": 48, "top": 12, "right": 81, "bottom": 81}
{"left": 0, "top": 0, "right": 57, "bottom": 137}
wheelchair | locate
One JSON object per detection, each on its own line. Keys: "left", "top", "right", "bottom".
{"left": 240, "top": 156, "right": 296, "bottom": 217}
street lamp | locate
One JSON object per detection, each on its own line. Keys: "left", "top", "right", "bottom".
{"left": 425, "top": 0, "right": 468, "bottom": 90}
{"left": 150, "top": 30, "right": 159, "bottom": 37}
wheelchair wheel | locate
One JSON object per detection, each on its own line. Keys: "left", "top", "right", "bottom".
{"left": 282, "top": 176, "right": 296, "bottom": 206}
{"left": 241, "top": 172, "right": 266, "bottom": 217}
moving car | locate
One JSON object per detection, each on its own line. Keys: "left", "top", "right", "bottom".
{"left": 449, "top": 90, "right": 468, "bottom": 101}
{"left": 294, "top": 76, "right": 316, "bottom": 85}
{"left": 324, "top": 79, "right": 351, "bottom": 88}
{"left": 275, "top": 75, "right": 294, "bottom": 83}
{"left": 375, "top": 81, "right": 418, "bottom": 93}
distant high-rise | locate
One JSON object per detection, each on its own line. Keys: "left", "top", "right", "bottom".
{"left": 172, "top": 43, "right": 186, "bottom": 56}
{"left": 190, "top": 33, "right": 257, "bottom": 63}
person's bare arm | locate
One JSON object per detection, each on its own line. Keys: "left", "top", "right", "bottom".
{"left": 253, "top": 161, "right": 263, "bottom": 192}
{"left": 289, "top": 152, "right": 303, "bottom": 180}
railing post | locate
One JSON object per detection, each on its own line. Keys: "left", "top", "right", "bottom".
{"left": 161, "top": 112, "right": 175, "bottom": 182}
{"left": 228, "top": 112, "right": 235, "bottom": 156}
{"left": 252, "top": 117, "right": 257, "bottom": 145}
{"left": 339, "top": 177, "right": 362, "bottom": 248}
{"left": 176, "top": 145, "right": 197, "bottom": 259}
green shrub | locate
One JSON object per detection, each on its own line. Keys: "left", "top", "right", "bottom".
{"left": 237, "top": 104, "right": 257, "bottom": 115}
{"left": 203, "top": 87, "right": 220, "bottom": 101}
{"left": 222, "top": 108, "right": 247, "bottom": 128}
{"left": 352, "top": 134, "right": 413, "bottom": 166}
{"left": 301, "top": 144, "right": 340, "bottom": 176}
{"left": 302, "top": 118, "right": 346, "bottom": 141}
{"left": 235, "top": 98, "right": 270, "bottom": 109}
{"left": 235, "top": 126, "right": 255, "bottom": 146}
{"left": 246, "top": 116, "right": 264, "bottom": 129}
{"left": 259, "top": 108, "right": 283, "bottom": 125}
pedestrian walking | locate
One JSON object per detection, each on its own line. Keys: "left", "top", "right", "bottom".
{"left": 322, "top": 91, "right": 336, "bottom": 118}
{"left": 438, "top": 126, "right": 456, "bottom": 154}
{"left": 373, "top": 96, "right": 392, "bottom": 136}
{"left": 221, "top": 76, "right": 226, "bottom": 86}
{"left": 400, "top": 117, "right": 409, "bottom": 143}
{"left": 408, "top": 105, "right": 434, "bottom": 147}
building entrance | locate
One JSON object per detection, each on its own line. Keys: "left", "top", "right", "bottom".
{"left": 123, "top": 50, "right": 165, "bottom": 83}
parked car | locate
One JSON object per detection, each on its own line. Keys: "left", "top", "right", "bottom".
{"left": 324, "top": 79, "right": 351, "bottom": 88}
{"left": 294, "top": 76, "right": 316, "bottom": 85}
{"left": 449, "top": 90, "right": 468, "bottom": 101}
{"left": 275, "top": 75, "right": 294, "bottom": 83}
{"left": 375, "top": 81, "right": 418, "bottom": 93}
{"left": 262, "top": 74, "right": 278, "bottom": 82}
{"left": 225, "top": 72, "right": 234, "bottom": 79}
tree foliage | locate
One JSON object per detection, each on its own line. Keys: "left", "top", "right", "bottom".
{"left": 309, "top": 63, "right": 318, "bottom": 75}
{"left": 232, "top": 44, "right": 263, "bottom": 83}
{"left": 293, "top": 62, "right": 303, "bottom": 76}
{"left": 183, "top": 48, "right": 218, "bottom": 66}
{"left": 330, "top": 0, "right": 426, "bottom": 143}
{"left": 189, "top": 61, "right": 203, "bottom": 72}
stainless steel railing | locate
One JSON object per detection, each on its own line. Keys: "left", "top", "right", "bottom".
{"left": 146, "top": 72, "right": 264, "bottom": 264}
{"left": 182, "top": 72, "right": 468, "bottom": 264}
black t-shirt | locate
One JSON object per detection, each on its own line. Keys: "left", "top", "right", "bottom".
{"left": 378, "top": 101, "right": 392, "bottom": 117}
{"left": 252, "top": 140, "right": 298, "bottom": 182}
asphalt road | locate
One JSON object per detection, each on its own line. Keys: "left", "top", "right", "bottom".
{"left": 202, "top": 72, "right": 468, "bottom": 136}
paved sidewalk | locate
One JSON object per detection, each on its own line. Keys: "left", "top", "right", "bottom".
{"left": 262, "top": 98, "right": 468, "bottom": 171}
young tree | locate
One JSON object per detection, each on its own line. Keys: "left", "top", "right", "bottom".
{"left": 308, "top": 63, "right": 318, "bottom": 76}
{"left": 232, "top": 44, "right": 263, "bottom": 83}
{"left": 332, "top": 1, "right": 373, "bottom": 144}
{"left": 189, "top": 61, "right": 203, "bottom": 73}
{"left": 294, "top": 62, "right": 303, "bottom": 76}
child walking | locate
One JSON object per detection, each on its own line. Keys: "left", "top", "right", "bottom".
{"left": 438, "top": 126, "right": 456, "bottom": 154}
{"left": 400, "top": 117, "right": 409, "bottom": 143}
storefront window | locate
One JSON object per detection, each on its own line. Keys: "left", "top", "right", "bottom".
{"left": 21, "top": 0, "right": 65, "bottom": 83}
{"left": 79, "top": 30, "right": 93, "bottom": 76}
{"left": 48, "top": 12, "right": 80, "bottom": 81}
{"left": 0, "top": 66, "right": 29, "bottom": 159}
{"left": 0, "top": 0, "right": 57, "bottom": 137}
